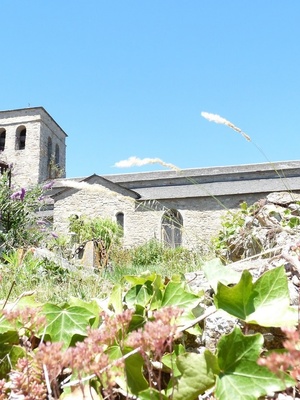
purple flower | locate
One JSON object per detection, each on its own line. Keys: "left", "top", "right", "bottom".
{"left": 42, "top": 181, "right": 54, "bottom": 190}
{"left": 10, "top": 188, "right": 26, "bottom": 201}
{"left": 51, "top": 232, "right": 59, "bottom": 238}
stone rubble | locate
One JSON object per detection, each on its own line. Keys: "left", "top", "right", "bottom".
{"left": 185, "top": 192, "right": 300, "bottom": 398}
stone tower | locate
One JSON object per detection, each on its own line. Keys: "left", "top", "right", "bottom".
{"left": 0, "top": 107, "right": 67, "bottom": 187}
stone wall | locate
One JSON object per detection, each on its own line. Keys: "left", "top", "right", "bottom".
{"left": 0, "top": 108, "right": 66, "bottom": 187}
{"left": 54, "top": 179, "right": 269, "bottom": 251}
{"left": 54, "top": 181, "right": 136, "bottom": 247}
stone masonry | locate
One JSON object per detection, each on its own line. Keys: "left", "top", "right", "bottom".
{"left": 0, "top": 107, "right": 67, "bottom": 187}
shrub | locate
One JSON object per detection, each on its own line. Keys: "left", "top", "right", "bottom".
{"left": 0, "top": 172, "right": 51, "bottom": 252}
{"left": 131, "top": 239, "right": 164, "bottom": 267}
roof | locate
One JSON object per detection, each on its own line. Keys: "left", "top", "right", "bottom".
{"left": 134, "top": 177, "right": 300, "bottom": 200}
{"left": 104, "top": 160, "right": 300, "bottom": 184}
{"left": 49, "top": 160, "right": 300, "bottom": 201}
{"left": 0, "top": 107, "right": 68, "bottom": 137}
{"left": 51, "top": 174, "right": 140, "bottom": 200}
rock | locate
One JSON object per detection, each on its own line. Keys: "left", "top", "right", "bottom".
{"left": 267, "top": 191, "right": 300, "bottom": 205}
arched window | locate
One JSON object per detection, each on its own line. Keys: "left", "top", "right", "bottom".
{"left": 0, "top": 129, "right": 6, "bottom": 151}
{"left": 116, "top": 212, "right": 124, "bottom": 232}
{"left": 55, "top": 144, "right": 59, "bottom": 166}
{"left": 161, "top": 209, "right": 183, "bottom": 248}
{"left": 16, "top": 126, "right": 26, "bottom": 150}
{"left": 47, "top": 137, "right": 52, "bottom": 164}
{"left": 47, "top": 137, "right": 52, "bottom": 178}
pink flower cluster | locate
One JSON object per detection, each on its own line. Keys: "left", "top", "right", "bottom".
{"left": 127, "top": 306, "right": 183, "bottom": 359}
{"left": 258, "top": 327, "right": 300, "bottom": 385}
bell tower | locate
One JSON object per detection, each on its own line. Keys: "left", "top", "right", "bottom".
{"left": 0, "top": 107, "right": 67, "bottom": 187}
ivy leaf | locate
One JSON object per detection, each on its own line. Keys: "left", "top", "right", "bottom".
{"left": 214, "top": 266, "right": 297, "bottom": 327}
{"left": 0, "top": 344, "right": 26, "bottom": 379}
{"left": 162, "top": 344, "right": 185, "bottom": 378}
{"left": 161, "top": 282, "right": 201, "bottom": 310}
{"left": 124, "top": 350, "right": 149, "bottom": 394}
{"left": 68, "top": 297, "right": 101, "bottom": 328}
{"left": 0, "top": 330, "right": 19, "bottom": 345}
{"left": 109, "top": 284, "right": 123, "bottom": 313}
{"left": 173, "top": 351, "right": 219, "bottom": 400}
{"left": 214, "top": 269, "right": 253, "bottom": 320}
{"left": 202, "top": 257, "right": 241, "bottom": 292}
{"left": 42, "top": 304, "right": 95, "bottom": 348}
{"left": 110, "top": 345, "right": 148, "bottom": 395}
{"left": 138, "top": 388, "right": 168, "bottom": 400}
{"left": 0, "top": 317, "right": 18, "bottom": 343}
{"left": 248, "top": 266, "right": 297, "bottom": 326}
{"left": 215, "top": 327, "right": 294, "bottom": 400}
{"left": 123, "top": 272, "right": 159, "bottom": 286}
{"left": 125, "top": 281, "right": 153, "bottom": 308}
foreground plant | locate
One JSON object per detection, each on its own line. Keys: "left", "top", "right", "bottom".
{"left": 0, "top": 268, "right": 296, "bottom": 399}
{"left": 258, "top": 327, "right": 300, "bottom": 387}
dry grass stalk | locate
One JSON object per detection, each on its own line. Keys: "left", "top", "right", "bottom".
{"left": 201, "top": 111, "right": 251, "bottom": 142}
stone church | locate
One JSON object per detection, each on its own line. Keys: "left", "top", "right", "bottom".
{"left": 1, "top": 106, "right": 300, "bottom": 252}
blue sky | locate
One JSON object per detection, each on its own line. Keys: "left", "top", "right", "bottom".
{"left": 1, "top": 1, "right": 300, "bottom": 177}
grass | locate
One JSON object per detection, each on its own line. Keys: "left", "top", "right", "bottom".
{"left": 0, "top": 241, "right": 204, "bottom": 305}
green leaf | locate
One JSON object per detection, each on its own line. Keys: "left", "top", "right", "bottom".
{"left": 214, "top": 269, "right": 253, "bottom": 320}
{"left": 0, "top": 316, "right": 16, "bottom": 335}
{"left": 214, "top": 266, "right": 297, "bottom": 327}
{"left": 124, "top": 349, "right": 149, "bottom": 394}
{"left": 162, "top": 344, "right": 186, "bottom": 378}
{"left": 128, "top": 313, "right": 145, "bottom": 332}
{"left": 109, "top": 345, "right": 149, "bottom": 396}
{"left": 109, "top": 284, "right": 123, "bottom": 313}
{"left": 0, "top": 330, "right": 19, "bottom": 345}
{"left": 42, "top": 304, "right": 95, "bottom": 348}
{"left": 173, "top": 351, "right": 219, "bottom": 400}
{"left": 68, "top": 297, "right": 101, "bottom": 328}
{"left": 215, "top": 327, "right": 294, "bottom": 400}
{"left": 125, "top": 282, "right": 153, "bottom": 308}
{"left": 202, "top": 258, "right": 241, "bottom": 293}
{"left": 177, "top": 308, "right": 203, "bottom": 335}
{"left": 161, "top": 282, "right": 200, "bottom": 310}
{"left": 0, "top": 344, "right": 26, "bottom": 379}
{"left": 123, "top": 272, "right": 158, "bottom": 286}
{"left": 138, "top": 388, "right": 168, "bottom": 400}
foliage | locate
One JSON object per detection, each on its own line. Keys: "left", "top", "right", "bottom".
{"left": 258, "top": 327, "right": 300, "bottom": 388}
{"left": 0, "top": 171, "right": 297, "bottom": 398}
{"left": 0, "top": 172, "right": 50, "bottom": 251}
{"left": 213, "top": 198, "right": 300, "bottom": 263}
{"left": 130, "top": 239, "right": 164, "bottom": 267}
{"left": 0, "top": 249, "right": 109, "bottom": 304}
{"left": 0, "top": 266, "right": 296, "bottom": 399}
{"left": 69, "top": 214, "right": 122, "bottom": 248}
{"left": 69, "top": 214, "right": 123, "bottom": 266}
{"left": 111, "top": 239, "right": 201, "bottom": 274}
{"left": 214, "top": 266, "right": 297, "bottom": 327}
{"left": 212, "top": 201, "right": 256, "bottom": 262}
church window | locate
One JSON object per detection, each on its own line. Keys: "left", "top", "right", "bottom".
{"left": 161, "top": 209, "right": 183, "bottom": 248}
{"left": 55, "top": 144, "right": 59, "bottom": 165}
{"left": 0, "top": 129, "right": 6, "bottom": 151}
{"left": 16, "top": 126, "right": 26, "bottom": 150}
{"left": 116, "top": 212, "right": 124, "bottom": 233}
{"left": 47, "top": 137, "right": 52, "bottom": 164}
{"left": 47, "top": 137, "right": 53, "bottom": 178}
